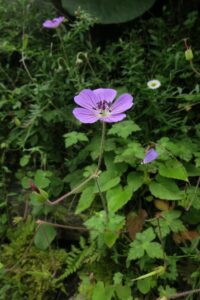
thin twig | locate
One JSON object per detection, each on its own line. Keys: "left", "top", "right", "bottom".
{"left": 21, "top": 54, "right": 34, "bottom": 81}
{"left": 169, "top": 288, "right": 200, "bottom": 299}
{"left": 186, "top": 176, "right": 200, "bottom": 211}
{"left": 36, "top": 219, "right": 88, "bottom": 232}
{"left": 47, "top": 173, "right": 98, "bottom": 206}
{"left": 190, "top": 60, "right": 200, "bottom": 77}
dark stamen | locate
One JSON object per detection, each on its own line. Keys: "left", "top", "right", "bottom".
{"left": 97, "top": 100, "right": 109, "bottom": 111}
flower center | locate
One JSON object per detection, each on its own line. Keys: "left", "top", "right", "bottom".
{"left": 95, "top": 100, "right": 112, "bottom": 117}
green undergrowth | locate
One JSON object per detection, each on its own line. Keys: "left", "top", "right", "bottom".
{"left": 1, "top": 0, "right": 200, "bottom": 299}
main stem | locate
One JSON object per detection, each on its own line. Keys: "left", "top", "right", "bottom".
{"left": 97, "top": 122, "right": 106, "bottom": 171}
{"left": 57, "top": 28, "right": 69, "bottom": 70}
{"left": 96, "top": 122, "right": 108, "bottom": 216}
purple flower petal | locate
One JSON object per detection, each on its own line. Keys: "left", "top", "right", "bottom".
{"left": 111, "top": 93, "right": 133, "bottom": 114}
{"left": 93, "top": 88, "right": 117, "bottom": 103}
{"left": 73, "top": 108, "right": 99, "bottom": 123}
{"left": 74, "top": 89, "right": 98, "bottom": 110}
{"left": 43, "top": 17, "right": 64, "bottom": 28}
{"left": 143, "top": 149, "right": 158, "bottom": 164}
{"left": 100, "top": 113, "right": 126, "bottom": 123}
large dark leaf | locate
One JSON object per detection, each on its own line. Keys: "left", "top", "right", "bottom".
{"left": 61, "top": 0, "right": 156, "bottom": 24}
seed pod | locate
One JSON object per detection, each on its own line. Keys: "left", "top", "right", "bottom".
{"left": 185, "top": 48, "right": 193, "bottom": 61}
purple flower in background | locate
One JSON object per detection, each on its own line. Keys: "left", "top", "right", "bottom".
{"left": 43, "top": 16, "right": 64, "bottom": 28}
{"left": 143, "top": 149, "right": 158, "bottom": 164}
{"left": 73, "top": 88, "right": 133, "bottom": 123}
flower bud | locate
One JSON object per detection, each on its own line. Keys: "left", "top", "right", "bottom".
{"left": 76, "top": 57, "right": 83, "bottom": 65}
{"left": 14, "top": 117, "right": 21, "bottom": 126}
{"left": 30, "top": 180, "right": 40, "bottom": 194}
{"left": 185, "top": 48, "right": 193, "bottom": 61}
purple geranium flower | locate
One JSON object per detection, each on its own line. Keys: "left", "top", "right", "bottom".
{"left": 142, "top": 149, "right": 158, "bottom": 164}
{"left": 43, "top": 16, "right": 64, "bottom": 28}
{"left": 73, "top": 88, "right": 133, "bottom": 123}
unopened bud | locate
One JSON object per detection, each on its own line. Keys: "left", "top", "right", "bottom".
{"left": 185, "top": 48, "right": 193, "bottom": 61}
{"left": 14, "top": 117, "right": 21, "bottom": 126}
{"left": 30, "top": 180, "right": 40, "bottom": 194}
{"left": 76, "top": 57, "right": 83, "bottom": 65}
{"left": 36, "top": 219, "right": 44, "bottom": 225}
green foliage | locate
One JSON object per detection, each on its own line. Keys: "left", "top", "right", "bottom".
{"left": 61, "top": 0, "right": 156, "bottom": 24}
{"left": 108, "top": 120, "right": 141, "bottom": 139}
{"left": 152, "top": 211, "right": 186, "bottom": 238}
{"left": 137, "top": 277, "right": 156, "bottom": 295}
{"left": 107, "top": 185, "right": 133, "bottom": 212}
{"left": 75, "top": 186, "right": 95, "bottom": 213}
{"left": 64, "top": 131, "right": 88, "bottom": 148}
{"left": 56, "top": 237, "right": 97, "bottom": 282}
{"left": 92, "top": 281, "right": 114, "bottom": 300}
{"left": 149, "top": 177, "right": 182, "bottom": 200}
{"left": 158, "top": 159, "right": 188, "bottom": 182}
{"left": 34, "top": 170, "right": 51, "bottom": 189}
{"left": 93, "top": 171, "right": 121, "bottom": 193}
{"left": 78, "top": 273, "right": 133, "bottom": 300}
{"left": 127, "top": 228, "right": 163, "bottom": 262}
{"left": 34, "top": 224, "right": 57, "bottom": 250}
{"left": 20, "top": 154, "right": 31, "bottom": 167}
{"left": 158, "top": 285, "right": 177, "bottom": 298}
{"left": 127, "top": 172, "right": 144, "bottom": 191}
{"left": 85, "top": 211, "right": 125, "bottom": 248}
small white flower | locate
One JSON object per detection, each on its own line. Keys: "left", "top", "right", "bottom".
{"left": 147, "top": 79, "right": 161, "bottom": 90}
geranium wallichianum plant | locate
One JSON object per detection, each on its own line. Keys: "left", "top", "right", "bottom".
{"left": 73, "top": 88, "right": 133, "bottom": 123}
{"left": 43, "top": 16, "right": 65, "bottom": 28}
{"left": 143, "top": 149, "right": 158, "bottom": 164}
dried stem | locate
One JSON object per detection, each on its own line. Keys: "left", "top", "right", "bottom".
{"left": 169, "top": 288, "right": 200, "bottom": 299}
{"left": 47, "top": 173, "right": 98, "bottom": 206}
{"left": 36, "top": 219, "right": 88, "bottom": 232}
{"left": 190, "top": 60, "right": 200, "bottom": 77}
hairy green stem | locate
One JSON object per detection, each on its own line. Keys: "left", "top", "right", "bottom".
{"left": 95, "top": 122, "right": 108, "bottom": 215}
{"left": 95, "top": 177, "right": 108, "bottom": 217}
{"left": 97, "top": 121, "right": 106, "bottom": 171}
{"left": 56, "top": 28, "right": 69, "bottom": 70}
